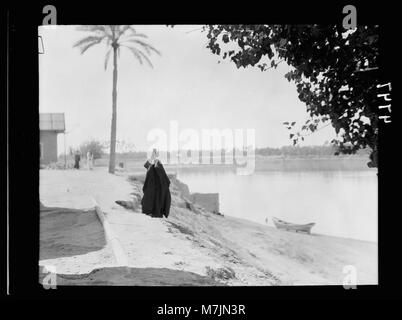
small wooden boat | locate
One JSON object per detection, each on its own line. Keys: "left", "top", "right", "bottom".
{"left": 272, "top": 217, "right": 315, "bottom": 234}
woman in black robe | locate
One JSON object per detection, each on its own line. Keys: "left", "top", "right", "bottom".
{"left": 141, "top": 149, "right": 171, "bottom": 218}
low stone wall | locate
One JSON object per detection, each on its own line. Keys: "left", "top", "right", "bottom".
{"left": 190, "top": 193, "right": 220, "bottom": 214}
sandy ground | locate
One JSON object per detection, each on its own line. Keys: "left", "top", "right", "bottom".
{"left": 39, "top": 167, "right": 377, "bottom": 286}
{"left": 39, "top": 168, "right": 226, "bottom": 285}
{"left": 40, "top": 206, "right": 115, "bottom": 274}
{"left": 38, "top": 266, "right": 224, "bottom": 286}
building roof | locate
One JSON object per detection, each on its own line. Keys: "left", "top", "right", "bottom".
{"left": 39, "top": 113, "right": 65, "bottom": 132}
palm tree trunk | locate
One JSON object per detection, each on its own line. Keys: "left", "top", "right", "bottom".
{"left": 108, "top": 46, "right": 118, "bottom": 174}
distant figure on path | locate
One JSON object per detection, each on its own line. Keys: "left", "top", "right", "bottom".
{"left": 87, "top": 151, "right": 93, "bottom": 170}
{"left": 74, "top": 150, "right": 81, "bottom": 169}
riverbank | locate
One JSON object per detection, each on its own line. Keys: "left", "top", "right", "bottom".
{"left": 39, "top": 168, "right": 377, "bottom": 285}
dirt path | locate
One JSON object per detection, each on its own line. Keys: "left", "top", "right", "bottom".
{"left": 40, "top": 168, "right": 235, "bottom": 284}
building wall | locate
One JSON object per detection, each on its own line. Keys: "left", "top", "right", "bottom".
{"left": 40, "top": 131, "right": 58, "bottom": 165}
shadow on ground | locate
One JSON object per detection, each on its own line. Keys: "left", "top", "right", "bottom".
{"left": 39, "top": 266, "right": 226, "bottom": 286}
{"left": 40, "top": 204, "right": 106, "bottom": 260}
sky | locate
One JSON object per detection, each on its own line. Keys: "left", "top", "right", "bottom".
{"left": 38, "top": 25, "right": 336, "bottom": 155}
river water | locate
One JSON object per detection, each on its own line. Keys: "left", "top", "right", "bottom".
{"left": 177, "top": 168, "right": 378, "bottom": 242}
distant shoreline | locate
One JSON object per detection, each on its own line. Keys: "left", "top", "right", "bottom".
{"left": 124, "top": 156, "right": 375, "bottom": 172}
{"left": 78, "top": 153, "right": 376, "bottom": 172}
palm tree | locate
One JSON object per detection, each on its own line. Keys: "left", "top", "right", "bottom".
{"left": 73, "top": 25, "right": 160, "bottom": 174}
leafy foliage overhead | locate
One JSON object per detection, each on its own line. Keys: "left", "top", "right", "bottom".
{"left": 203, "top": 25, "right": 379, "bottom": 167}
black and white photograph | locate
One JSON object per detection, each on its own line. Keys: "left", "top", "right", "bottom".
{"left": 4, "top": 2, "right": 398, "bottom": 303}
{"left": 37, "top": 23, "right": 379, "bottom": 287}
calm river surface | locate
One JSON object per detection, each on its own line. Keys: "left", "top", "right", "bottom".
{"left": 177, "top": 168, "right": 378, "bottom": 242}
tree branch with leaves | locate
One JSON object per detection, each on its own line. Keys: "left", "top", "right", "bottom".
{"left": 203, "top": 24, "right": 379, "bottom": 167}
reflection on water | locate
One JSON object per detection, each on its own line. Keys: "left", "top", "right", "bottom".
{"left": 177, "top": 168, "right": 378, "bottom": 242}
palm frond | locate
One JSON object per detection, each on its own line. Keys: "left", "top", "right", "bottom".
{"left": 119, "top": 33, "right": 148, "bottom": 44}
{"left": 113, "top": 25, "right": 139, "bottom": 41}
{"left": 76, "top": 37, "right": 104, "bottom": 55}
{"left": 136, "top": 49, "right": 154, "bottom": 68}
{"left": 74, "top": 25, "right": 158, "bottom": 68}
{"left": 105, "top": 36, "right": 112, "bottom": 47}
{"left": 122, "top": 45, "right": 143, "bottom": 65}
{"left": 117, "top": 25, "right": 131, "bottom": 37}
{"left": 123, "top": 39, "right": 161, "bottom": 56}
{"left": 124, "top": 45, "right": 154, "bottom": 68}
{"left": 73, "top": 35, "right": 105, "bottom": 48}
{"left": 129, "top": 33, "right": 148, "bottom": 38}
{"left": 104, "top": 49, "right": 111, "bottom": 70}
{"left": 120, "top": 26, "right": 151, "bottom": 40}
{"left": 103, "top": 25, "right": 115, "bottom": 39}
{"left": 125, "top": 26, "right": 137, "bottom": 35}
{"left": 76, "top": 25, "right": 113, "bottom": 42}
{"left": 109, "top": 25, "right": 119, "bottom": 37}
{"left": 76, "top": 25, "right": 107, "bottom": 33}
